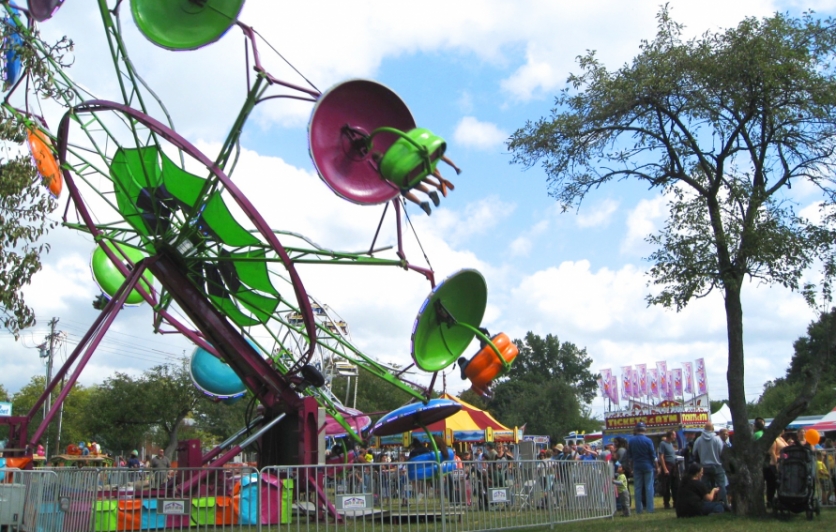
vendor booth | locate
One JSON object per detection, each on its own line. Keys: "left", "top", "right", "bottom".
{"left": 604, "top": 397, "right": 710, "bottom": 437}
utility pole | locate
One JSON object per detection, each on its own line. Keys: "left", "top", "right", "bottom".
{"left": 39, "top": 317, "right": 59, "bottom": 458}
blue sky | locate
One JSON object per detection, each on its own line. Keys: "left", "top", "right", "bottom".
{"left": 3, "top": 0, "right": 836, "bottom": 422}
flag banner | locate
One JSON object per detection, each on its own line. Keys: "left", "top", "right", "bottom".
{"left": 636, "top": 364, "right": 647, "bottom": 396}
{"left": 631, "top": 368, "right": 639, "bottom": 398}
{"left": 622, "top": 366, "right": 632, "bottom": 398}
{"left": 649, "top": 368, "right": 659, "bottom": 397}
{"left": 600, "top": 368, "right": 612, "bottom": 399}
{"left": 657, "top": 361, "right": 668, "bottom": 399}
{"left": 673, "top": 368, "right": 683, "bottom": 397}
{"left": 683, "top": 362, "right": 694, "bottom": 395}
{"left": 666, "top": 370, "right": 674, "bottom": 399}
{"left": 609, "top": 373, "right": 619, "bottom": 403}
{"left": 598, "top": 377, "right": 605, "bottom": 397}
{"left": 695, "top": 358, "right": 708, "bottom": 395}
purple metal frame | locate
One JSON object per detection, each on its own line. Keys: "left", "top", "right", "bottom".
{"left": 235, "top": 22, "right": 321, "bottom": 99}
{"left": 12, "top": 97, "right": 440, "bottom": 467}
{"left": 56, "top": 100, "right": 319, "bottom": 369}
{"left": 50, "top": 100, "right": 333, "bottom": 467}
{"left": 27, "top": 259, "right": 146, "bottom": 450}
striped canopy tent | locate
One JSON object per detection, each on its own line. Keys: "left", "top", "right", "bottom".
{"left": 427, "top": 393, "right": 511, "bottom": 431}
{"left": 807, "top": 404, "right": 836, "bottom": 434}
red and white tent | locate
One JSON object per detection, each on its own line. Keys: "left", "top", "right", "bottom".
{"left": 807, "top": 405, "right": 836, "bottom": 433}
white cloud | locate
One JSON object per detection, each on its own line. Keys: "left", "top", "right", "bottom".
{"left": 453, "top": 117, "right": 508, "bottom": 151}
{"left": 498, "top": 0, "right": 778, "bottom": 100}
{"left": 509, "top": 219, "right": 550, "bottom": 258}
{"left": 576, "top": 199, "right": 619, "bottom": 228}
{"left": 499, "top": 259, "right": 816, "bottom": 415}
{"left": 426, "top": 196, "right": 516, "bottom": 246}
{"left": 33, "top": 1, "right": 782, "bottom": 134}
{"left": 510, "top": 236, "right": 533, "bottom": 257}
{"left": 621, "top": 196, "right": 666, "bottom": 255}
{"left": 798, "top": 201, "right": 834, "bottom": 226}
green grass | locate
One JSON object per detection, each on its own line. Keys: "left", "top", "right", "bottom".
{"left": 541, "top": 505, "right": 836, "bottom": 532}
{"left": 192, "top": 505, "right": 836, "bottom": 532}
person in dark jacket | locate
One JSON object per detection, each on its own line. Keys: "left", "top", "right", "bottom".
{"left": 627, "top": 422, "right": 657, "bottom": 514}
{"left": 658, "top": 430, "right": 680, "bottom": 509}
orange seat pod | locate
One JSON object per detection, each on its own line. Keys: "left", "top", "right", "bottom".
{"left": 458, "top": 333, "right": 518, "bottom": 396}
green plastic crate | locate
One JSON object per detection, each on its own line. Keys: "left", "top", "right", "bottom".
{"left": 190, "top": 497, "right": 216, "bottom": 526}
{"left": 93, "top": 500, "right": 118, "bottom": 532}
{"left": 281, "top": 479, "right": 293, "bottom": 524}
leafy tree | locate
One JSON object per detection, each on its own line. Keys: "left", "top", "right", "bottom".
{"left": 749, "top": 310, "right": 836, "bottom": 418}
{"left": 504, "top": 332, "right": 598, "bottom": 402}
{"left": 85, "top": 373, "right": 155, "bottom": 454}
{"left": 0, "top": 15, "right": 73, "bottom": 338}
{"left": 490, "top": 379, "right": 599, "bottom": 440}
{"left": 0, "top": 118, "right": 56, "bottom": 337}
{"left": 9, "top": 376, "right": 92, "bottom": 456}
{"left": 750, "top": 379, "right": 836, "bottom": 419}
{"left": 486, "top": 332, "right": 599, "bottom": 440}
{"left": 509, "top": 8, "right": 836, "bottom": 515}
{"left": 785, "top": 308, "right": 836, "bottom": 385}
{"left": 143, "top": 361, "right": 202, "bottom": 456}
{"left": 87, "top": 360, "right": 202, "bottom": 457}
{"left": 457, "top": 389, "right": 488, "bottom": 410}
{"left": 192, "top": 393, "right": 253, "bottom": 446}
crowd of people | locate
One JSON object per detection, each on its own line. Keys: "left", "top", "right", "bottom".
{"left": 602, "top": 419, "right": 836, "bottom": 518}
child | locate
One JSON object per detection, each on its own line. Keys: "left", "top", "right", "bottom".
{"left": 817, "top": 451, "right": 833, "bottom": 505}
{"left": 613, "top": 462, "right": 631, "bottom": 516}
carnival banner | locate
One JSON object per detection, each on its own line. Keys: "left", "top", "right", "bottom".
{"left": 683, "top": 361, "right": 694, "bottom": 395}
{"left": 667, "top": 370, "right": 675, "bottom": 399}
{"left": 631, "top": 369, "right": 639, "bottom": 398}
{"left": 648, "top": 368, "right": 659, "bottom": 397}
{"left": 673, "top": 368, "right": 683, "bottom": 397}
{"left": 610, "top": 373, "right": 619, "bottom": 403}
{"left": 622, "top": 366, "right": 632, "bottom": 398}
{"left": 695, "top": 358, "right": 708, "bottom": 395}
{"left": 636, "top": 364, "right": 647, "bottom": 397}
{"left": 657, "top": 361, "right": 668, "bottom": 400}
{"left": 600, "top": 368, "right": 612, "bottom": 400}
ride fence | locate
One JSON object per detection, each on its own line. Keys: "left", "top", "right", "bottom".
{"left": 260, "top": 459, "right": 614, "bottom": 532}
{"left": 1, "top": 460, "right": 615, "bottom": 531}
{"left": 0, "top": 468, "right": 61, "bottom": 531}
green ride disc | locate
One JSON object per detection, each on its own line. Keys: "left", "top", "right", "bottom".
{"left": 411, "top": 269, "right": 488, "bottom": 372}
{"left": 131, "top": 0, "right": 245, "bottom": 51}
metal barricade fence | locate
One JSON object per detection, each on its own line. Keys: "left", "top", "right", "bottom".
{"left": 1, "top": 468, "right": 60, "bottom": 531}
{"left": 259, "top": 459, "right": 615, "bottom": 532}
{"left": 8, "top": 460, "right": 614, "bottom": 531}
{"left": 822, "top": 448, "right": 836, "bottom": 508}
{"left": 7, "top": 466, "right": 259, "bottom": 532}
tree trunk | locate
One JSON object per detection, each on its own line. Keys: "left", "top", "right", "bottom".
{"left": 728, "top": 442, "right": 766, "bottom": 515}
{"left": 723, "top": 280, "right": 768, "bottom": 516}
{"left": 163, "top": 414, "right": 187, "bottom": 459}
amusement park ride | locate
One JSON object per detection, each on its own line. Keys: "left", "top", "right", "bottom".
{"left": 0, "top": 0, "right": 519, "bottom": 501}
